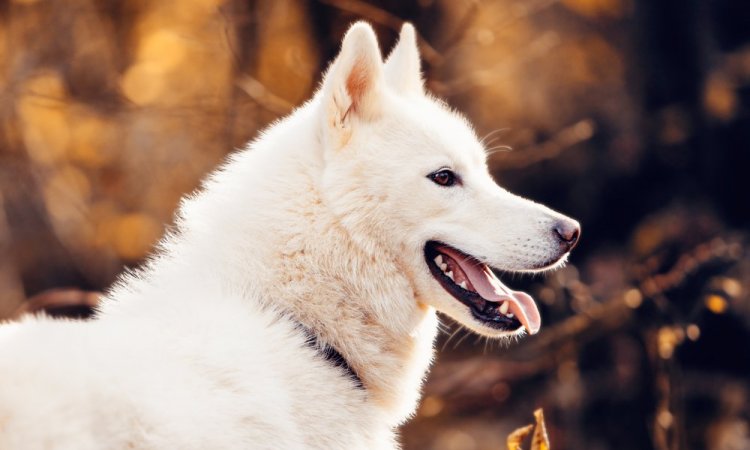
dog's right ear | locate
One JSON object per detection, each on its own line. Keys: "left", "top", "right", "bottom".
{"left": 384, "top": 23, "right": 423, "bottom": 96}
{"left": 320, "top": 22, "right": 384, "bottom": 149}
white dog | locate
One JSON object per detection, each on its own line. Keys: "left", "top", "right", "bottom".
{"left": 0, "top": 22, "right": 579, "bottom": 449}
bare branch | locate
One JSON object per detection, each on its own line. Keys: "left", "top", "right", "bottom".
{"left": 236, "top": 75, "right": 294, "bottom": 116}
{"left": 317, "top": 0, "right": 443, "bottom": 66}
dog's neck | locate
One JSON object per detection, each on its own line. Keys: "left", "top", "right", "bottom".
{"left": 251, "top": 166, "right": 438, "bottom": 424}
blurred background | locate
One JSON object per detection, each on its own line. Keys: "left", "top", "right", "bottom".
{"left": 0, "top": 0, "right": 748, "bottom": 449}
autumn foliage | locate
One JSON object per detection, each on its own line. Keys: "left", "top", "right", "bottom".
{"left": 1, "top": 1, "right": 749, "bottom": 449}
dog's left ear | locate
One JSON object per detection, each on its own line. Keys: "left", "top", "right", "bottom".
{"left": 384, "top": 23, "right": 423, "bottom": 96}
{"left": 320, "top": 22, "right": 384, "bottom": 147}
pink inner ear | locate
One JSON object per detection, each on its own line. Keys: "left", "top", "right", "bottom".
{"left": 345, "top": 57, "right": 370, "bottom": 112}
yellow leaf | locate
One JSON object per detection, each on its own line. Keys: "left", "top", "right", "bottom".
{"left": 561, "top": 0, "right": 627, "bottom": 19}
{"left": 418, "top": 395, "right": 444, "bottom": 418}
{"left": 17, "top": 72, "right": 70, "bottom": 165}
{"left": 137, "top": 30, "right": 187, "bottom": 69}
{"left": 507, "top": 424, "right": 534, "bottom": 450}
{"left": 703, "top": 74, "right": 737, "bottom": 121}
{"left": 507, "top": 409, "right": 552, "bottom": 450}
{"left": 705, "top": 294, "right": 728, "bottom": 314}
{"left": 111, "top": 213, "right": 161, "bottom": 261}
{"left": 121, "top": 62, "right": 167, "bottom": 106}
{"left": 531, "top": 409, "right": 551, "bottom": 450}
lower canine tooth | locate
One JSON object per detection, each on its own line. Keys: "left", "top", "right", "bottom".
{"left": 446, "top": 271, "right": 453, "bottom": 280}
{"left": 459, "top": 281, "right": 467, "bottom": 289}
{"left": 499, "top": 301, "right": 509, "bottom": 314}
{"left": 506, "top": 313, "right": 514, "bottom": 318}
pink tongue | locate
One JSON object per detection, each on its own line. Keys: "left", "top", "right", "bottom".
{"left": 437, "top": 246, "right": 541, "bottom": 334}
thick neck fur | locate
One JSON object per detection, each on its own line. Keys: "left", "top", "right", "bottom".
{"left": 100, "top": 100, "right": 438, "bottom": 426}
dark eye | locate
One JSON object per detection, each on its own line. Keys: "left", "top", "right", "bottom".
{"left": 428, "top": 169, "right": 458, "bottom": 187}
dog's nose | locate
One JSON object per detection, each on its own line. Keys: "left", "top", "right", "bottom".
{"left": 553, "top": 220, "right": 580, "bottom": 251}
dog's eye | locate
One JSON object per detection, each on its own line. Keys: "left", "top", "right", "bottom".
{"left": 428, "top": 169, "right": 458, "bottom": 187}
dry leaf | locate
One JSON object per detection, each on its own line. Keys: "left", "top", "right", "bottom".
{"left": 531, "top": 409, "right": 551, "bottom": 450}
{"left": 507, "top": 408, "right": 551, "bottom": 450}
{"left": 507, "top": 424, "right": 534, "bottom": 450}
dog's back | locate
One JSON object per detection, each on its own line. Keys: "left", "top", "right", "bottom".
{"left": 0, "top": 295, "right": 391, "bottom": 449}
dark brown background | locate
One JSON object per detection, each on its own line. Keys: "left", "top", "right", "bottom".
{"left": 1, "top": 1, "right": 748, "bottom": 449}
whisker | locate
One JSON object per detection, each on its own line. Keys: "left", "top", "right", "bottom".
{"left": 483, "top": 136, "right": 501, "bottom": 148}
{"left": 453, "top": 329, "right": 471, "bottom": 349}
{"left": 479, "top": 127, "right": 510, "bottom": 146}
{"left": 487, "top": 337, "right": 499, "bottom": 352}
{"left": 435, "top": 316, "right": 449, "bottom": 334}
{"left": 485, "top": 145, "right": 513, "bottom": 156}
{"left": 442, "top": 324, "right": 462, "bottom": 351}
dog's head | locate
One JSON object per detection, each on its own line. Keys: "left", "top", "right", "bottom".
{"left": 317, "top": 23, "right": 580, "bottom": 338}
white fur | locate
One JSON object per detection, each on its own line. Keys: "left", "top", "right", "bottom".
{"left": 0, "top": 22, "right": 578, "bottom": 449}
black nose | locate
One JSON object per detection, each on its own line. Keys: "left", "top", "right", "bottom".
{"left": 554, "top": 220, "right": 580, "bottom": 251}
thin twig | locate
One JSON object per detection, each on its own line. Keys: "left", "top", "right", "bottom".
{"left": 489, "top": 119, "right": 595, "bottom": 171}
{"left": 235, "top": 75, "right": 294, "bottom": 116}
{"left": 317, "top": 0, "right": 443, "bottom": 66}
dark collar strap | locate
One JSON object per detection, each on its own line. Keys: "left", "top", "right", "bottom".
{"left": 298, "top": 325, "right": 364, "bottom": 389}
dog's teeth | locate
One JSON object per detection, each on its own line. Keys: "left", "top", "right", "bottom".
{"left": 459, "top": 281, "right": 467, "bottom": 289}
{"left": 434, "top": 255, "right": 443, "bottom": 266}
{"left": 446, "top": 271, "right": 453, "bottom": 280}
{"left": 499, "top": 301, "right": 509, "bottom": 315}
{"left": 506, "top": 313, "right": 514, "bottom": 318}
{"left": 440, "top": 263, "right": 448, "bottom": 272}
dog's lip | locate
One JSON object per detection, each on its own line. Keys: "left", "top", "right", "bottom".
{"left": 425, "top": 241, "right": 541, "bottom": 334}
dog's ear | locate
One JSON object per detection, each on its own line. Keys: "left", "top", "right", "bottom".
{"left": 384, "top": 23, "right": 423, "bottom": 96}
{"left": 320, "top": 22, "right": 384, "bottom": 144}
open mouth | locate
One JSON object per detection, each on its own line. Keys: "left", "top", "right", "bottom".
{"left": 424, "top": 241, "right": 541, "bottom": 335}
